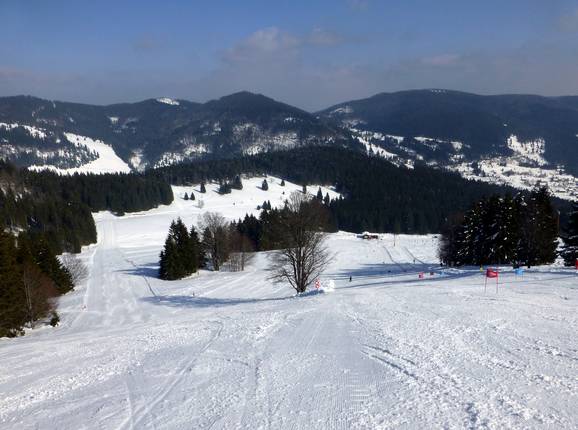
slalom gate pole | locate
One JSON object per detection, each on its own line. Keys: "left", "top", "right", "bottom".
{"left": 496, "top": 269, "right": 499, "bottom": 294}
{"left": 484, "top": 275, "right": 487, "bottom": 294}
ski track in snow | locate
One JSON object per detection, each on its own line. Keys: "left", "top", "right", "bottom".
{"left": 0, "top": 178, "right": 577, "bottom": 429}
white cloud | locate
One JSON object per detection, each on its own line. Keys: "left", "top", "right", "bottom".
{"left": 223, "top": 27, "right": 300, "bottom": 64}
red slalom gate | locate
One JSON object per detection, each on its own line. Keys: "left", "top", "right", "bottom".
{"left": 484, "top": 268, "right": 499, "bottom": 293}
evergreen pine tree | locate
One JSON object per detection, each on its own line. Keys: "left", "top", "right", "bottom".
{"left": 302, "top": 184, "right": 307, "bottom": 194}
{"left": 316, "top": 187, "right": 323, "bottom": 200}
{"left": 0, "top": 231, "right": 26, "bottom": 337}
{"left": 159, "top": 235, "right": 181, "bottom": 280}
{"left": 184, "top": 192, "right": 189, "bottom": 201}
{"left": 218, "top": 182, "right": 232, "bottom": 194}
{"left": 159, "top": 219, "right": 202, "bottom": 280}
{"left": 280, "top": 179, "right": 285, "bottom": 187}
{"left": 518, "top": 188, "right": 558, "bottom": 266}
{"left": 533, "top": 188, "right": 558, "bottom": 265}
{"left": 200, "top": 182, "right": 206, "bottom": 193}
{"left": 262, "top": 179, "right": 268, "bottom": 191}
{"left": 561, "top": 203, "right": 578, "bottom": 266}
{"left": 190, "top": 226, "right": 204, "bottom": 269}
{"left": 232, "top": 175, "right": 243, "bottom": 190}
{"left": 29, "top": 237, "right": 73, "bottom": 294}
{"left": 323, "top": 193, "right": 330, "bottom": 205}
{"left": 190, "top": 191, "right": 195, "bottom": 201}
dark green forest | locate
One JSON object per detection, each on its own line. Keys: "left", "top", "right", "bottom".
{"left": 0, "top": 161, "right": 173, "bottom": 336}
{"left": 0, "top": 161, "right": 173, "bottom": 253}
{"left": 439, "top": 188, "right": 559, "bottom": 267}
{"left": 155, "top": 147, "right": 521, "bottom": 234}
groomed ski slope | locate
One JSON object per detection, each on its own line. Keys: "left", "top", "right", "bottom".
{"left": 0, "top": 176, "right": 577, "bottom": 429}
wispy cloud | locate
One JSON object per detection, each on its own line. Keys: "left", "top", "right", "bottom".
{"left": 558, "top": 8, "right": 578, "bottom": 32}
{"left": 222, "top": 26, "right": 349, "bottom": 65}
{"left": 222, "top": 27, "right": 300, "bottom": 64}
{"left": 347, "top": 0, "right": 369, "bottom": 11}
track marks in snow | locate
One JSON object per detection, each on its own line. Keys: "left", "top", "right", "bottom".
{"left": 350, "top": 292, "right": 573, "bottom": 428}
{"left": 119, "top": 320, "right": 224, "bottom": 430}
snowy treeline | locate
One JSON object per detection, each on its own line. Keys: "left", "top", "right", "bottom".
{"left": 439, "top": 187, "right": 558, "bottom": 266}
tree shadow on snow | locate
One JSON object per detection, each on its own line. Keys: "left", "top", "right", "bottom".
{"left": 141, "top": 294, "right": 293, "bottom": 309}
{"left": 327, "top": 263, "right": 481, "bottom": 290}
{"left": 118, "top": 264, "right": 159, "bottom": 279}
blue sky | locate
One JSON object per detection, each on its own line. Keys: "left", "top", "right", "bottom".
{"left": 1, "top": 0, "right": 578, "bottom": 110}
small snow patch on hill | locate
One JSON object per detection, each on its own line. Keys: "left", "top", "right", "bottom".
{"left": 330, "top": 105, "right": 353, "bottom": 115}
{"left": 507, "top": 134, "right": 547, "bottom": 165}
{"left": 0, "top": 122, "right": 47, "bottom": 139}
{"left": 156, "top": 98, "right": 180, "bottom": 106}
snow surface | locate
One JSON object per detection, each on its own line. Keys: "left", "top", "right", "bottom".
{"left": 28, "top": 133, "right": 131, "bottom": 175}
{"left": 0, "top": 178, "right": 577, "bottom": 429}
{"left": 0, "top": 122, "right": 47, "bottom": 139}
{"left": 451, "top": 159, "right": 578, "bottom": 201}
{"left": 348, "top": 125, "right": 577, "bottom": 202}
{"left": 385, "top": 134, "right": 404, "bottom": 144}
{"left": 507, "top": 135, "right": 547, "bottom": 166}
{"left": 330, "top": 105, "right": 353, "bottom": 115}
{"left": 156, "top": 98, "right": 180, "bottom": 106}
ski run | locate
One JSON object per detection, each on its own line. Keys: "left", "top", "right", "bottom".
{"left": 0, "top": 177, "right": 576, "bottom": 429}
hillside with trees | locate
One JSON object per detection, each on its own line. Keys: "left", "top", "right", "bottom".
{"left": 155, "top": 147, "right": 534, "bottom": 234}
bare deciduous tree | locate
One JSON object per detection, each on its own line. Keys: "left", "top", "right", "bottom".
{"left": 199, "top": 212, "right": 230, "bottom": 271}
{"left": 22, "top": 263, "right": 57, "bottom": 328}
{"left": 226, "top": 230, "right": 255, "bottom": 272}
{"left": 269, "top": 191, "right": 330, "bottom": 293}
{"left": 60, "top": 254, "right": 88, "bottom": 286}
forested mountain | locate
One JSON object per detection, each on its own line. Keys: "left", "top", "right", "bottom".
{"left": 2, "top": 90, "right": 577, "bottom": 201}
{"left": 0, "top": 92, "right": 355, "bottom": 172}
{"left": 319, "top": 89, "right": 578, "bottom": 200}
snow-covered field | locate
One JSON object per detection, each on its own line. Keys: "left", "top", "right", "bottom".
{"left": 1, "top": 177, "right": 577, "bottom": 429}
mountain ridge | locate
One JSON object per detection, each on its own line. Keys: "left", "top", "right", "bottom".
{"left": 1, "top": 89, "right": 577, "bottom": 200}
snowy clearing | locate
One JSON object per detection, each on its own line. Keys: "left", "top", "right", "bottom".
{"left": 0, "top": 179, "right": 576, "bottom": 429}
{"left": 28, "top": 133, "right": 131, "bottom": 175}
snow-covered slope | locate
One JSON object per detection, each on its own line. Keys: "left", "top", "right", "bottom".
{"left": 0, "top": 178, "right": 576, "bottom": 429}
{"left": 0, "top": 122, "right": 100, "bottom": 170}
{"left": 28, "top": 133, "right": 131, "bottom": 175}
{"left": 348, "top": 127, "right": 578, "bottom": 201}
